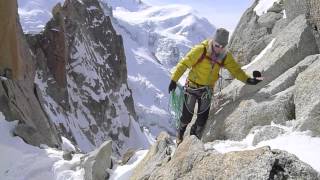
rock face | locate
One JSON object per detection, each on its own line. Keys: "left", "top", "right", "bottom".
{"left": 307, "top": 0, "right": 320, "bottom": 31}
{"left": 230, "top": 0, "right": 320, "bottom": 66}
{"left": 306, "top": 0, "right": 320, "bottom": 51}
{"left": 131, "top": 132, "right": 174, "bottom": 179}
{"left": 0, "top": 0, "right": 61, "bottom": 147}
{"left": 228, "top": 0, "right": 287, "bottom": 65}
{"left": 27, "top": 0, "right": 148, "bottom": 153}
{"left": 203, "top": 15, "right": 319, "bottom": 142}
{"left": 131, "top": 132, "right": 320, "bottom": 180}
{"left": 284, "top": 0, "right": 308, "bottom": 22}
{"left": 294, "top": 55, "right": 320, "bottom": 135}
{"left": 0, "top": 0, "right": 23, "bottom": 79}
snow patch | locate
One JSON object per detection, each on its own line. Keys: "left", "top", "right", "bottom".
{"left": 61, "top": 137, "right": 76, "bottom": 152}
{"left": 110, "top": 150, "right": 148, "bottom": 180}
{"left": 242, "top": 38, "right": 276, "bottom": 70}
{"left": 254, "top": 0, "right": 281, "bottom": 16}
{"left": 0, "top": 112, "right": 85, "bottom": 180}
{"left": 206, "top": 121, "right": 320, "bottom": 172}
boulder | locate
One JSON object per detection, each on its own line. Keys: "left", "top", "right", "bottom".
{"left": 258, "top": 12, "right": 283, "bottom": 29}
{"left": 131, "top": 133, "right": 320, "bottom": 180}
{"left": 131, "top": 132, "right": 173, "bottom": 180}
{"left": 229, "top": 0, "right": 286, "bottom": 65}
{"left": 81, "top": 140, "right": 112, "bottom": 180}
{"left": 267, "top": 1, "right": 283, "bottom": 13}
{"left": 121, "top": 148, "right": 136, "bottom": 165}
{"left": 0, "top": 80, "right": 61, "bottom": 147}
{"left": 251, "top": 125, "right": 285, "bottom": 145}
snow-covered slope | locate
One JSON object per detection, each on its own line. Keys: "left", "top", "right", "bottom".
{"left": 0, "top": 112, "right": 84, "bottom": 180}
{"left": 100, "top": 0, "right": 216, "bottom": 136}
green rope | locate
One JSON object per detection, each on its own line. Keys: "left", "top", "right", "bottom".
{"left": 169, "top": 84, "right": 184, "bottom": 129}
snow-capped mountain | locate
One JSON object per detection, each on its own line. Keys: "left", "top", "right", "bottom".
{"left": 100, "top": 0, "right": 216, "bottom": 136}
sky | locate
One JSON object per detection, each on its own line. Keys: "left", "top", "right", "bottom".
{"left": 142, "top": 0, "right": 254, "bottom": 33}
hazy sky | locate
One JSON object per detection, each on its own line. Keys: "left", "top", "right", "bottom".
{"left": 143, "top": 0, "right": 254, "bottom": 32}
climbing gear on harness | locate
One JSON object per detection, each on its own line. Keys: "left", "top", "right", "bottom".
{"left": 183, "top": 85, "right": 212, "bottom": 115}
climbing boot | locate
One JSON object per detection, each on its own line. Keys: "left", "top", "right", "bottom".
{"left": 190, "top": 124, "right": 204, "bottom": 139}
{"left": 176, "top": 128, "right": 185, "bottom": 146}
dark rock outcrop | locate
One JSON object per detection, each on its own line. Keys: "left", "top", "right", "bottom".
{"left": 0, "top": 0, "right": 61, "bottom": 147}
{"left": 0, "top": 0, "right": 23, "bottom": 79}
{"left": 27, "top": 0, "right": 147, "bottom": 154}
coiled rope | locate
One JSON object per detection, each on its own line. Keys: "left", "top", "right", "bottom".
{"left": 168, "top": 84, "right": 184, "bottom": 128}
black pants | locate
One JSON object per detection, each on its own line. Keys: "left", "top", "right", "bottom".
{"left": 178, "top": 87, "right": 211, "bottom": 135}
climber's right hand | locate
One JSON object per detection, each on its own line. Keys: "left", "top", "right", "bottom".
{"left": 246, "top": 78, "right": 262, "bottom": 85}
{"left": 168, "top": 80, "right": 177, "bottom": 93}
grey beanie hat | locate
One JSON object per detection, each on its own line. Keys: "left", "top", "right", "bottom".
{"left": 214, "top": 28, "right": 229, "bottom": 47}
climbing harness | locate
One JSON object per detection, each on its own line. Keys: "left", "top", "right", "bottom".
{"left": 183, "top": 85, "right": 212, "bottom": 115}
{"left": 169, "top": 84, "right": 212, "bottom": 128}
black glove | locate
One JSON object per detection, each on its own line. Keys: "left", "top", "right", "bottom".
{"left": 246, "top": 78, "right": 261, "bottom": 85}
{"left": 168, "top": 80, "right": 177, "bottom": 93}
{"left": 253, "top": 70, "right": 261, "bottom": 78}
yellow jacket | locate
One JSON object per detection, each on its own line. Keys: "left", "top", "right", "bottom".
{"left": 171, "top": 40, "right": 249, "bottom": 87}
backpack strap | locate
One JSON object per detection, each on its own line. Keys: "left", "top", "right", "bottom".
{"left": 192, "top": 45, "right": 227, "bottom": 68}
{"left": 206, "top": 53, "right": 227, "bottom": 67}
{"left": 192, "top": 46, "right": 207, "bottom": 68}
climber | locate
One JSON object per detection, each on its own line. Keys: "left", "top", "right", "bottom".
{"left": 168, "top": 28, "right": 263, "bottom": 145}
